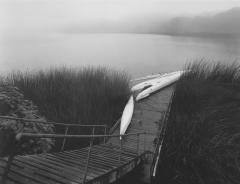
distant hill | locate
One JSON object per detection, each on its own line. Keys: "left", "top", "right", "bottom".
{"left": 160, "top": 7, "right": 240, "bottom": 37}
{"left": 61, "top": 7, "right": 240, "bottom": 37}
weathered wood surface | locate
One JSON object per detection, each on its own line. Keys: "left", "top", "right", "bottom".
{"left": 0, "top": 83, "right": 174, "bottom": 184}
{"left": 108, "top": 84, "right": 174, "bottom": 182}
{"left": 0, "top": 144, "right": 142, "bottom": 184}
{"left": 109, "top": 85, "right": 174, "bottom": 154}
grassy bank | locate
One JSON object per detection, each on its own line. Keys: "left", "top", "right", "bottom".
{"left": 155, "top": 62, "right": 240, "bottom": 184}
{"left": 7, "top": 67, "right": 131, "bottom": 150}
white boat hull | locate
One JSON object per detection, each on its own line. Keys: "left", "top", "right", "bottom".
{"left": 120, "top": 96, "right": 134, "bottom": 138}
{"left": 131, "top": 71, "right": 182, "bottom": 92}
{"left": 130, "top": 73, "right": 162, "bottom": 82}
{"left": 136, "top": 71, "right": 183, "bottom": 101}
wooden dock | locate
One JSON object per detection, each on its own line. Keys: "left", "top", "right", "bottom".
{"left": 0, "top": 84, "right": 174, "bottom": 184}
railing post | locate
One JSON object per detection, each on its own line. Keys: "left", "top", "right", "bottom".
{"left": 103, "top": 126, "right": 107, "bottom": 144}
{"left": 92, "top": 127, "right": 95, "bottom": 143}
{"left": 82, "top": 128, "right": 95, "bottom": 184}
{"left": 2, "top": 153, "right": 15, "bottom": 184}
{"left": 137, "top": 133, "right": 140, "bottom": 155}
{"left": 2, "top": 140, "right": 21, "bottom": 184}
{"left": 118, "top": 138, "right": 122, "bottom": 164}
{"left": 143, "top": 132, "right": 146, "bottom": 153}
{"left": 61, "top": 126, "right": 69, "bottom": 151}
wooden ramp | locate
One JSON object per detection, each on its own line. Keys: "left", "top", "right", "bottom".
{"left": 0, "top": 143, "right": 145, "bottom": 184}
{"left": 108, "top": 85, "right": 175, "bottom": 182}
{"left": 0, "top": 85, "right": 174, "bottom": 184}
{"left": 109, "top": 85, "right": 174, "bottom": 153}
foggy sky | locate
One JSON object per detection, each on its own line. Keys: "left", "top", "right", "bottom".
{"left": 1, "top": 0, "right": 240, "bottom": 36}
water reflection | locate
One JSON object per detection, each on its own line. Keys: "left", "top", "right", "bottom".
{"left": 0, "top": 33, "right": 239, "bottom": 77}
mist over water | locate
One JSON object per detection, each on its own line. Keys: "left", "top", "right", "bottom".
{"left": 1, "top": 2, "right": 240, "bottom": 78}
{"left": 1, "top": 33, "right": 239, "bottom": 78}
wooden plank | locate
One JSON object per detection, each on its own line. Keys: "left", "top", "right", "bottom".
{"left": 87, "top": 156, "right": 143, "bottom": 184}
{"left": 0, "top": 164, "right": 59, "bottom": 184}
{"left": 62, "top": 147, "right": 133, "bottom": 161}
{"left": 100, "top": 144, "right": 138, "bottom": 155}
{"left": 60, "top": 151, "right": 130, "bottom": 165}
{"left": 1, "top": 158, "right": 83, "bottom": 184}
{"left": 13, "top": 159, "right": 83, "bottom": 184}
{"left": 59, "top": 152, "right": 127, "bottom": 168}
{"left": 44, "top": 154, "right": 118, "bottom": 170}
{"left": 0, "top": 166, "right": 39, "bottom": 184}
{"left": 24, "top": 156, "right": 100, "bottom": 177}
{"left": 14, "top": 157, "right": 91, "bottom": 181}
{"left": 39, "top": 153, "right": 113, "bottom": 171}
{"left": 34, "top": 154, "right": 108, "bottom": 173}
{"left": 24, "top": 155, "right": 103, "bottom": 176}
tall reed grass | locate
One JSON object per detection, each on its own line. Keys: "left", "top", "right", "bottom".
{"left": 8, "top": 67, "right": 131, "bottom": 150}
{"left": 155, "top": 62, "right": 240, "bottom": 184}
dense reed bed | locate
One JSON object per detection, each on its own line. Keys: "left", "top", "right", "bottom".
{"left": 155, "top": 62, "right": 240, "bottom": 184}
{"left": 7, "top": 67, "right": 131, "bottom": 150}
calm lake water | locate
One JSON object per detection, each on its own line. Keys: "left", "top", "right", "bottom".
{"left": 1, "top": 33, "right": 240, "bottom": 78}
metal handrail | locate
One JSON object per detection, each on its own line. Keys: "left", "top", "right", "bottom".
{"left": 1, "top": 115, "right": 148, "bottom": 184}
{"left": 60, "top": 126, "right": 69, "bottom": 151}
{"left": 0, "top": 115, "right": 108, "bottom": 153}
{"left": 108, "top": 118, "right": 120, "bottom": 135}
{"left": 16, "top": 132, "right": 146, "bottom": 140}
{"left": 0, "top": 115, "right": 107, "bottom": 127}
{"left": 2, "top": 130, "right": 147, "bottom": 184}
{"left": 150, "top": 90, "right": 175, "bottom": 179}
{"left": 82, "top": 127, "right": 95, "bottom": 184}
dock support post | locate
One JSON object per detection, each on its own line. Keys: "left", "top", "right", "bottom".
{"left": 2, "top": 153, "right": 15, "bottom": 184}
{"left": 143, "top": 132, "right": 146, "bottom": 153}
{"left": 119, "top": 138, "right": 122, "bottom": 164}
{"left": 82, "top": 127, "right": 95, "bottom": 184}
{"left": 1, "top": 140, "right": 20, "bottom": 184}
{"left": 137, "top": 133, "right": 140, "bottom": 155}
{"left": 61, "top": 126, "right": 69, "bottom": 151}
{"left": 103, "top": 126, "right": 107, "bottom": 144}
